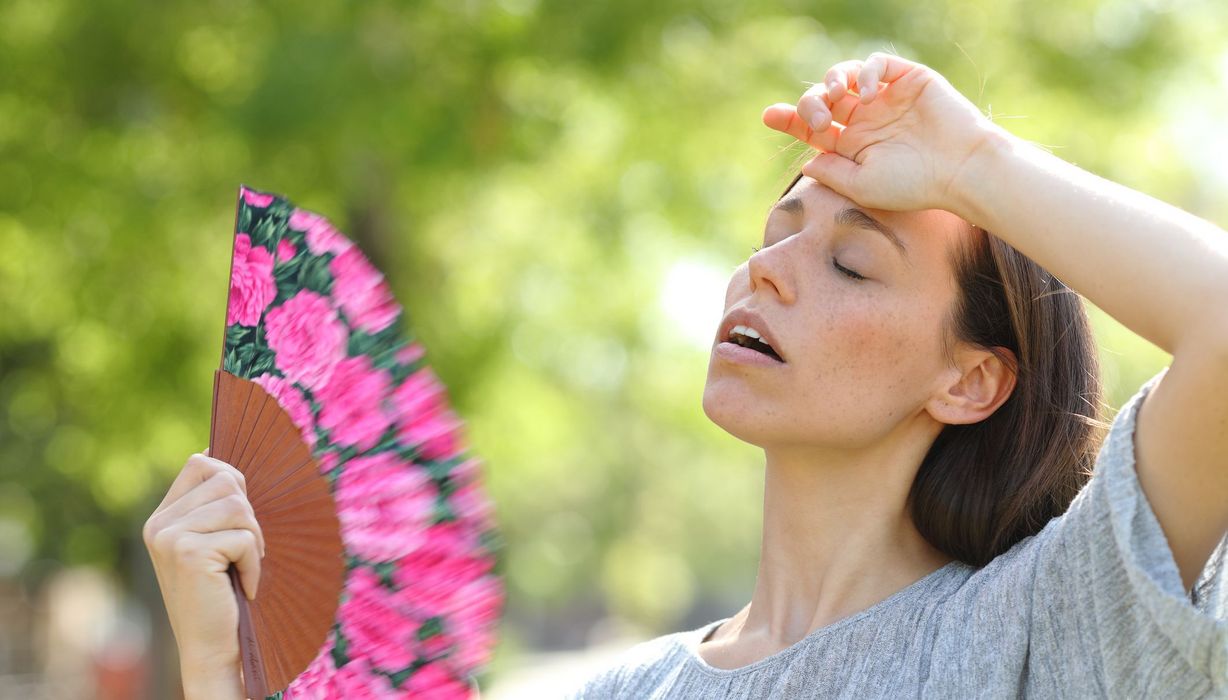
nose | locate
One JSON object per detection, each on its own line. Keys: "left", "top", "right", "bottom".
{"left": 747, "top": 243, "right": 795, "bottom": 305}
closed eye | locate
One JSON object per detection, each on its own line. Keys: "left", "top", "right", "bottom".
{"left": 833, "top": 257, "right": 866, "bottom": 281}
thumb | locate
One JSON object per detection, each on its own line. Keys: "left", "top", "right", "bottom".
{"left": 802, "top": 152, "right": 859, "bottom": 200}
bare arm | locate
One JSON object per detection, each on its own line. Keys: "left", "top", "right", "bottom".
{"left": 951, "top": 129, "right": 1228, "bottom": 593}
{"left": 764, "top": 51, "right": 1228, "bottom": 593}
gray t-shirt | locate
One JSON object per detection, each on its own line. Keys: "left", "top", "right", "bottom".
{"left": 566, "top": 369, "right": 1228, "bottom": 698}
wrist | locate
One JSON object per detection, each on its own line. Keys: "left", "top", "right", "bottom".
{"left": 181, "top": 658, "right": 244, "bottom": 700}
{"left": 945, "top": 122, "right": 1018, "bottom": 227}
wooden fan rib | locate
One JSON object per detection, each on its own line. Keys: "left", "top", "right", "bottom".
{"left": 251, "top": 587, "right": 302, "bottom": 690}
{"left": 262, "top": 555, "right": 341, "bottom": 589}
{"left": 252, "top": 459, "right": 327, "bottom": 505}
{"left": 277, "top": 610, "right": 317, "bottom": 691}
{"left": 263, "top": 550, "right": 345, "bottom": 589}
{"left": 209, "top": 371, "right": 221, "bottom": 456}
{"left": 249, "top": 456, "right": 326, "bottom": 508}
{"left": 263, "top": 535, "right": 344, "bottom": 571}
{"left": 240, "top": 388, "right": 316, "bottom": 491}
{"left": 252, "top": 475, "right": 326, "bottom": 525}
{"left": 220, "top": 374, "right": 257, "bottom": 464}
{"left": 265, "top": 542, "right": 346, "bottom": 574}
{"left": 255, "top": 486, "right": 336, "bottom": 521}
{"left": 242, "top": 414, "right": 311, "bottom": 501}
{"left": 255, "top": 577, "right": 327, "bottom": 687}
{"left": 244, "top": 412, "right": 314, "bottom": 499}
{"left": 255, "top": 479, "right": 335, "bottom": 518}
{"left": 230, "top": 391, "right": 277, "bottom": 484}
{"left": 210, "top": 372, "right": 252, "bottom": 463}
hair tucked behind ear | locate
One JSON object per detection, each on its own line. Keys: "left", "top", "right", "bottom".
{"left": 908, "top": 225, "right": 1110, "bottom": 567}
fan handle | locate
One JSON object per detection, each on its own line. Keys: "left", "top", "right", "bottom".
{"left": 228, "top": 563, "right": 267, "bottom": 699}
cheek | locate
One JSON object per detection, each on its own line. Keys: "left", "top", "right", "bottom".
{"left": 806, "top": 300, "right": 930, "bottom": 389}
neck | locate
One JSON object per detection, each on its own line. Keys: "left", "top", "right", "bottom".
{"left": 735, "top": 425, "right": 954, "bottom": 648}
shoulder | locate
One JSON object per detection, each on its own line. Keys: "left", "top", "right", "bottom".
{"left": 562, "top": 625, "right": 705, "bottom": 699}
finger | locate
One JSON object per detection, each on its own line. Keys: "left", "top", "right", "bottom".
{"left": 801, "top": 152, "right": 860, "bottom": 200}
{"left": 174, "top": 492, "right": 266, "bottom": 560}
{"left": 762, "top": 103, "right": 840, "bottom": 152}
{"left": 155, "top": 453, "right": 247, "bottom": 514}
{"left": 858, "top": 51, "right": 920, "bottom": 103}
{"left": 824, "top": 59, "right": 866, "bottom": 101}
{"left": 181, "top": 529, "right": 263, "bottom": 601}
{"left": 153, "top": 471, "right": 253, "bottom": 537}
{"left": 827, "top": 92, "right": 863, "bottom": 127}
{"left": 796, "top": 82, "right": 833, "bottom": 132}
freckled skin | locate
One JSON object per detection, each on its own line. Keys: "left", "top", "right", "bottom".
{"left": 703, "top": 176, "right": 974, "bottom": 451}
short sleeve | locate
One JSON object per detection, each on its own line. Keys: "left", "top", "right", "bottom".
{"left": 1024, "top": 367, "right": 1228, "bottom": 698}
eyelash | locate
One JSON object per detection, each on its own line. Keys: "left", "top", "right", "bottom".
{"left": 832, "top": 257, "right": 867, "bottom": 281}
{"left": 750, "top": 246, "right": 866, "bottom": 281}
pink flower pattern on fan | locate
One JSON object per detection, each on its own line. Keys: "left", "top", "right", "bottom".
{"left": 391, "top": 369, "right": 463, "bottom": 460}
{"left": 335, "top": 452, "right": 438, "bottom": 563}
{"left": 276, "top": 238, "right": 297, "bottom": 262}
{"left": 283, "top": 637, "right": 397, "bottom": 699}
{"left": 392, "top": 523, "right": 487, "bottom": 614}
{"left": 226, "top": 233, "right": 277, "bottom": 327}
{"left": 330, "top": 247, "right": 400, "bottom": 333}
{"left": 224, "top": 187, "right": 499, "bottom": 699}
{"left": 403, "top": 663, "right": 475, "bottom": 698}
{"left": 289, "top": 208, "right": 354, "bottom": 256}
{"left": 242, "top": 187, "right": 275, "bottom": 208}
{"left": 316, "top": 355, "right": 392, "bottom": 451}
{"left": 264, "top": 290, "right": 348, "bottom": 390}
{"left": 338, "top": 568, "right": 420, "bottom": 671}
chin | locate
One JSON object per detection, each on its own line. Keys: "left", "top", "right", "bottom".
{"left": 702, "top": 380, "right": 773, "bottom": 447}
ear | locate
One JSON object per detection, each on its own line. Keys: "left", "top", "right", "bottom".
{"left": 927, "top": 346, "right": 1018, "bottom": 426}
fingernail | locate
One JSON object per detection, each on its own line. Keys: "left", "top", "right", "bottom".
{"left": 809, "top": 113, "right": 824, "bottom": 132}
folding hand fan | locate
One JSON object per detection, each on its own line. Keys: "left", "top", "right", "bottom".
{"left": 210, "top": 185, "right": 503, "bottom": 699}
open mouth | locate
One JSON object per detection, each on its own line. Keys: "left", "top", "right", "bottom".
{"left": 727, "top": 326, "right": 784, "bottom": 362}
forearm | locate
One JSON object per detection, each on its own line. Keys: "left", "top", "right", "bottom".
{"left": 951, "top": 130, "right": 1228, "bottom": 356}
{"left": 181, "top": 659, "right": 245, "bottom": 700}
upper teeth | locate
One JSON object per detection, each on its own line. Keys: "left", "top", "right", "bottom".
{"left": 730, "top": 325, "right": 770, "bottom": 346}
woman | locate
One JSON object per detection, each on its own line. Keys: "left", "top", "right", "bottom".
{"left": 567, "top": 53, "right": 1228, "bottom": 697}
{"left": 144, "top": 52, "right": 1228, "bottom": 698}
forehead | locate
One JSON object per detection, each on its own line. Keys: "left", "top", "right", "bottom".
{"left": 780, "top": 176, "right": 972, "bottom": 266}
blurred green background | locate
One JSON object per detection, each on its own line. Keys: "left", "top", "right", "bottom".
{"left": 1, "top": 0, "right": 1216, "bottom": 695}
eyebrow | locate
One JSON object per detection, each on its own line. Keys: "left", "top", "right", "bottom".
{"left": 835, "top": 208, "right": 912, "bottom": 265}
{"left": 772, "top": 195, "right": 911, "bottom": 265}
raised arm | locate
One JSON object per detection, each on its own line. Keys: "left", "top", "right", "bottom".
{"left": 763, "top": 51, "right": 1228, "bottom": 592}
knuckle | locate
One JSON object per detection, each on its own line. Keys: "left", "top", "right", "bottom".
{"left": 222, "top": 493, "right": 248, "bottom": 514}
{"left": 169, "top": 532, "right": 196, "bottom": 562}
{"left": 185, "top": 452, "right": 211, "bottom": 472}
{"left": 151, "top": 527, "right": 174, "bottom": 555}
{"left": 215, "top": 470, "right": 244, "bottom": 494}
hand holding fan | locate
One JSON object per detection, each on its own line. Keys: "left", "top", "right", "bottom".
{"left": 211, "top": 186, "right": 503, "bottom": 698}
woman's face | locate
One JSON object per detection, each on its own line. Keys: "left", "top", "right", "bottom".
{"left": 703, "top": 175, "right": 977, "bottom": 450}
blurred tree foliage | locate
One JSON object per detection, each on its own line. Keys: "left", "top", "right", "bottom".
{"left": 1, "top": 0, "right": 1221, "bottom": 677}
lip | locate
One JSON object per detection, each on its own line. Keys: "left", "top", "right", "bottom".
{"left": 715, "top": 341, "right": 786, "bottom": 366}
{"left": 715, "top": 307, "right": 786, "bottom": 364}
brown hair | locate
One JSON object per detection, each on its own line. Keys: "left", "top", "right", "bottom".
{"left": 779, "top": 172, "right": 1109, "bottom": 567}
{"left": 914, "top": 224, "right": 1110, "bottom": 566}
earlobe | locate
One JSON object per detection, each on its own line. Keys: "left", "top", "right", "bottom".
{"left": 929, "top": 348, "right": 1018, "bottom": 425}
